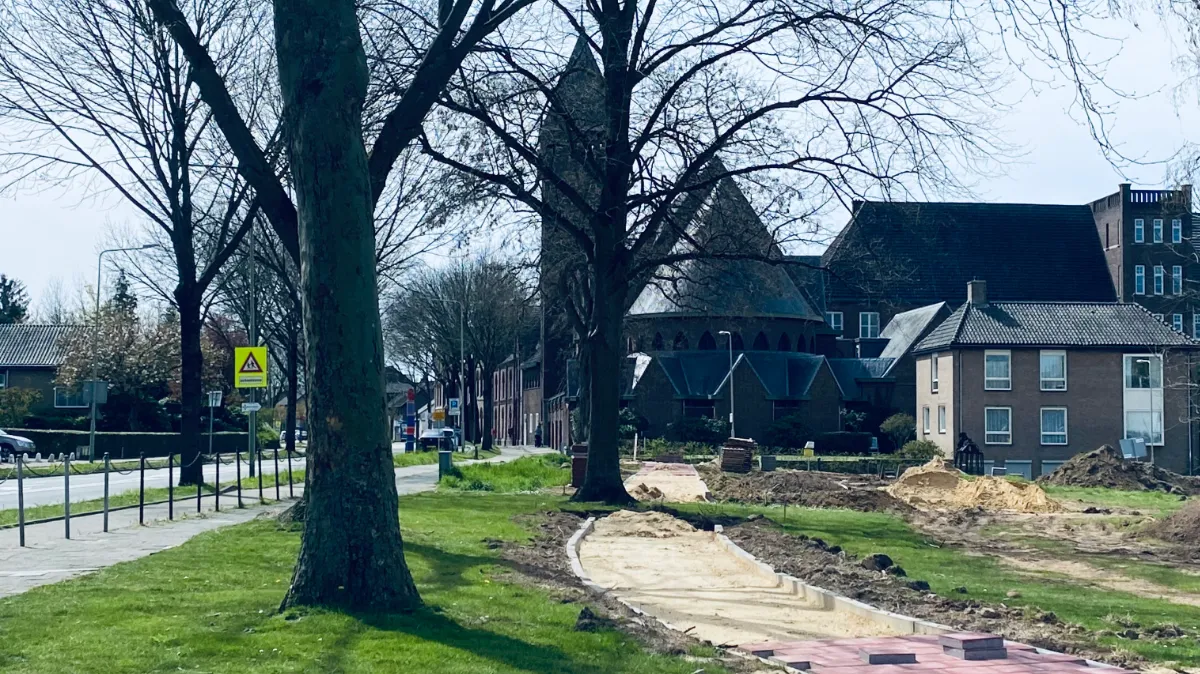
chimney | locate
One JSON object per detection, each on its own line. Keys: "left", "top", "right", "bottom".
{"left": 967, "top": 280, "right": 988, "bottom": 307}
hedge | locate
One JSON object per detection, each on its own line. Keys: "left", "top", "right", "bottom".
{"left": 4, "top": 429, "right": 250, "bottom": 460}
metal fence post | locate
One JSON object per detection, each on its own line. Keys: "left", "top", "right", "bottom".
{"left": 64, "top": 453, "right": 71, "bottom": 540}
{"left": 139, "top": 453, "right": 145, "bottom": 525}
{"left": 235, "top": 448, "right": 243, "bottom": 508}
{"left": 287, "top": 447, "right": 294, "bottom": 499}
{"left": 257, "top": 449, "right": 263, "bottom": 503}
{"left": 16, "top": 454, "right": 25, "bottom": 547}
{"left": 197, "top": 457, "right": 202, "bottom": 513}
{"left": 103, "top": 452, "right": 110, "bottom": 533}
{"left": 168, "top": 454, "right": 174, "bottom": 521}
{"left": 273, "top": 448, "right": 280, "bottom": 500}
{"left": 215, "top": 449, "right": 220, "bottom": 512}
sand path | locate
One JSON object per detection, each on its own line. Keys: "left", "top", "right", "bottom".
{"left": 623, "top": 462, "right": 711, "bottom": 502}
{"left": 577, "top": 511, "right": 897, "bottom": 647}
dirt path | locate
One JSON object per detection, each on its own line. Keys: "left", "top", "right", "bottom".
{"left": 623, "top": 462, "right": 710, "bottom": 503}
{"left": 577, "top": 511, "right": 897, "bottom": 647}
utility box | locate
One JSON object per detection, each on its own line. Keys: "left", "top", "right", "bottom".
{"left": 571, "top": 444, "right": 588, "bottom": 487}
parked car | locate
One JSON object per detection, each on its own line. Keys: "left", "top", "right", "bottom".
{"left": 278, "top": 428, "right": 308, "bottom": 443}
{"left": 417, "top": 428, "right": 458, "bottom": 451}
{"left": 0, "top": 429, "right": 36, "bottom": 460}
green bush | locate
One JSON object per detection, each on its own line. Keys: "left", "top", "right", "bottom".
{"left": 665, "top": 416, "right": 728, "bottom": 445}
{"left": 880, "top": 413, "right": 916, "bottom": 452}
{"left": 258, "top": 425, "right": 280, "bottom": 450}
{"left": 618, "top": 407, "right": 649, "bottom": 439}
{"left": 0, "top": 388, "right": 41, "bottom": 427}
{"left": 761, "top": 414, "right": 813, "bottom": 449}
{"left": 899, "top": 439, "right": 940, "bottom": 460}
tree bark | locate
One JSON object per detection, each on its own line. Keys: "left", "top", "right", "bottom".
{"left": 481, "top": 366, "right": 494, "bottom": 453}
{"left": 176, "top": 286, "right": 204, "bottom": 486}
{"left": 276, "top": 0, "right": 420, "bottom": 612}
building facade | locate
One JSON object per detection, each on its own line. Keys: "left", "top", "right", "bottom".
{"left": 0, "top": 324, "right": 80, "bottom": 418}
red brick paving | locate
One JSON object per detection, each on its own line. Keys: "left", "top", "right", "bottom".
{"left": 738, "top": 634, "right": 1133, "bottom": 672}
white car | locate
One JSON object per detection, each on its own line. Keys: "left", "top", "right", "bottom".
{"left": 0, "top": 429, "right": 35, "bottom": 460}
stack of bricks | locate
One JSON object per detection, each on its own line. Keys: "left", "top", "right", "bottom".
{"left": 738, "top": 634, "right": 1135, "bottom": 672}
{"left": 720, "top": 437, "right": 756, "bottom": 473}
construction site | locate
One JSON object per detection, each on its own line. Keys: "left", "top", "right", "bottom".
{"left": 519, "top": 443, "right": 1200, "bottom": 674}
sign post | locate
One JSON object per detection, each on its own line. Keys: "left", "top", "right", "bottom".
{"left": 207, "top": 391, "right": 222, "bottom": 475}
{"left": 234, "top": 347, "right": 268, "bottom": 477}
{"left": 404, "top": 388, "right": 416, "bottom": 452}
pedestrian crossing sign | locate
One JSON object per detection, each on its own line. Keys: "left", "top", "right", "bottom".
{"left": 234, "top": 346, "right": 269, "bottom": 388}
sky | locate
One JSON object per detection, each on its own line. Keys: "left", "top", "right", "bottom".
{"left": 2, "top": 13, "right": 1198, "bottom": 316}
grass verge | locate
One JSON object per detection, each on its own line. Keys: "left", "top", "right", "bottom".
{"left": 393, "top": 447, "right": 501, "bottom": 468}
{"left": 1041, "top": 485, "right": 1190, "bottom": 516}
{"left": 439, "top": 454, "right": 570, "bottom": 493}
{"left": 0, "top": 493, "right": 727, "bottom": 674}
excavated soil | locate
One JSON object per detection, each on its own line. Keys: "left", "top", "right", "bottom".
{"left": 718, "top": 518, "right": 1143, "bottom": 671}
{"left": 698, "top": 464, "right": 913, "bottom": 513}
{"left": 1038, "top": 445, "right": 1200, "bottom": 494}
{"left": 1144, "top": 500, "right": 1200, "bottom": 543}
{"left": 889, "top": 458, "right": 1062, "bottom": 513}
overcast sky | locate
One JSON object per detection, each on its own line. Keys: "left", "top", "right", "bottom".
{"left": 2, "top": 14, "right": 1197, "bottom": 315}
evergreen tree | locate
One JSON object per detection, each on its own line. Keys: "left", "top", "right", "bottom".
{"left": 0, "top": 275, "right": 30, "bottom": 324}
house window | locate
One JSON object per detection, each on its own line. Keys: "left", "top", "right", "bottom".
{"left": 826, "top": 312, "right": 843, "bottom": 334}
{"left": 1154, "top": 313, "right": 1165, "bottom": 322}
{"left": 859, "top": 312, "right": 880, "bottom": 339}
{"left": 1134, "top": 218, "right": 1144, "bottom": 243}
{"left": 1123, "top": 354, "right": 1162, "bottom": 389}
{"left": 1173, "top": 313, "right": 1184, "bottom": 333}
{"left": 1194, "top": 314, "right": 1200, "bottom": 339}
{"left": 922, "top": 406, "right": 931, "bottom": 434}
{"left": 1154, "top": 219, "right": 1164, "bottom": 243}
{"left": 937, "top": 405, "right": 946, "bottom": 433}
{"left": 931, "top": 354, "right": 939, "bottom": 393}
{"left": 1039, "top": 351, "right": 1066, "bottom": 390}
{"left": 984, "top": 407, "right": 1012, "bottom": 445}
{"left": 682, "top": 399, "right": 716, "bottom": 419}
{"left": 1040, "top": 407, "right": 1068, "bottom": 445}
{"left": 984, "top": 350, "right": 1011, "bottom": 390}
{"left": 54, "top": 387, "right": 87, "bottom": 408}
{"left": 1126, "top": 410, "right": 1163, "bottom": 446}
{"left": 1154, "top": 265, "right": 1165, "bottom": 295}
{"left": 1134, "top": 266, "right": 1145, "bottom": 295}
{"left": 1173, "top": 265, "right": 1183, "bottom": 295}
{"left": 0, "top": 370, "right": 6, "bottom": 389}
{"left": 772, "top": 400, "right": 800, "bottom": 421}
{"left": 1173, "top": 218, "right": 1183, "bottom": 244}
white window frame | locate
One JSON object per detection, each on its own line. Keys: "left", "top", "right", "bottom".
{"left": 825, "top": 311, "right": 843, "bottom": 334}
{"left": 1173, "top": 218, "right": 1183, "bottom": 244}
{"left": 1154, "top": 265, "right": 1165, "bottom": 295}
{"left": 1173, "top": 265, "right": 1183, "bottom": 295}
{"left": 1123, "top": 354, "right": 1162, "bottom": 390}
{"left": 1194, "top": 314, "right": 1200, "bottom": 339}
{"left": 1134, "top": 265, "right": 1145, "bottom": 295}
{"left": 984, "top": 407, "right": 1012, "bottom": 445}
{"left": 1125, "top": 410, "right": 1163, "bottom": 447}
{"left": 1039, "top": 350, "right": 1067, "bottom": 391}
{"left": 54, "top": 386, "right": 87, "bottom": 409}
{"left": 1173, "top": 313, "right": 1184, "bottom": 333}
{"left": 937, "top": 405, "right": 947, "bottom": 434}
{"left": 1154, "top": 218, "right": 1164, "bottom": 243}
{"left": 859, "top": 312, "right": 880, "bottom": 339}
{"left": 984, "top": 350, "right": 1011, "bottom": 391}
{"left": 1134, "top": 218, "right": 1145, "bottom": 243}
{"left": 0, "top": 369, "right": 6, "bottom": 389}
{"left": 1040, "top": 407, "right": 1068, "bottom": 446}
{"left": 931, "top": 353, "right": 940, "bottom": 393}
{"left": 922, "top": 406, "right": 931, "bottom": 435}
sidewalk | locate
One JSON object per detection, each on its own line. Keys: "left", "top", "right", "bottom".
{"left": 0, "top": 444, "right": 551, "bottom": 599}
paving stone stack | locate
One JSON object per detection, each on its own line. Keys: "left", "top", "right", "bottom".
{"left": 720, "top": 437, "right": 756, "bottom": 473}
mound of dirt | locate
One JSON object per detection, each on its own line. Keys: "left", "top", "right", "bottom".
{"left": 698, "top": 464, "right": 912, "bottom": 513}
{"left": 1144, "top": 500, "right": 1200, "bottom": 543}
{"left": 1037, "top": 445, "right": 1198, "bottom": 494}
{"left": 888, "top": 458, "right": 1061, "bottom": 513}
{"left": 593, "top": 509, "right": 697, "bottom": 538}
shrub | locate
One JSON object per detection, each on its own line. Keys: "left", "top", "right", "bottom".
{"left": 0, "top": 388, "right": 41, "bottom": 427}
{"left": 761, "top": 414, "right": 813, "bottom": 449}
{"left": 840, "top": 408, "right": 867, "bottom": 432}
{"left": 258, "top": 425, "right": 281, "bottom": 450}
{"left": 618, "top": 407, "right": 649, "bottom": 439}
{"left": 880, "top": 413, "right": 916, "bottom": 451}
{"left": 899, "top": 439, "right": 940, "bottom": 460}
{"left": 665, "top": 416, "right": 728, "bottom": 445}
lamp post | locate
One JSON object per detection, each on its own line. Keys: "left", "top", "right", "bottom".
{"left": 89, "top": 244, "right": 157, "bottom": 462}
{"left": 719, "top": 330, "right": 735, "bottom": 438}
{"left": 1136, "top": 357, "right": 1159, "bottom": 464}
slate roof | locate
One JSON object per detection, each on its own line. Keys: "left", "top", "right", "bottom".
{"left": 640, "top": 351, "right": 827, "bottom": 400}
{"left": 878, "top": 303, "right": 951, "bottom": 362}
{"left": 914, "top": 301, "right": 1198, "bottom": 353}
{"left": 0, "top": 324, "right": 78, "bottom": 367}
{"left": 783, "top": 255, "right": 826, "bottom": 315}
{"left": 822, "top": 202, "right": 1117, "bottom": 304}
{"left": 827, "top": 358, "right": 896, "bottom": 400}
{"left": 628, "top": 173, "right": 820, "bottom": 320}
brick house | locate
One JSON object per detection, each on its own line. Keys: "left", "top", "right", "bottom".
{"left": 0, "top": 324, "right": 80, "bottom": 417}
{"left": 913, "top": 281, "right": 1198, "bottom": 477}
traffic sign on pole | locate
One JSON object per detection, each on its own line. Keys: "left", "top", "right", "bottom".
{"left": 207, "top": 391, "right": 223, "bottom": 407}
{"left": 241, "top": 402, "right": 262, "bottom": 413}
{"left": 448, "top": 398, "right": 460, "bottom": 415}
{"left": 234, "top": 346, "right": 269, "bottom": 388}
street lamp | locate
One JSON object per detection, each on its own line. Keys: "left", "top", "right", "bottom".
{"left": 718, "top": 330, "right": 735, "bottom": 438}
{"left": 89, "top": 244, "right": 158, "bottom": 461}
{"left": 1136, "top": 357, "right": 1159, "bottom": 464}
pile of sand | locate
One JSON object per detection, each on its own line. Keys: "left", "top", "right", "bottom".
{"left": 1037, "top": 445, "right": 1199, "bottom": 495}
{"left": 1143, "top": 500, "right": 1200, "bottom": 543}
{"left": 592, "top": 510, "right": 697, "bottom": 538}
{"left": 624, "top": 462, "right": 711, "bottom": 503}
{"left": 888, "top": 458, "right": 1062, "bottom": 513}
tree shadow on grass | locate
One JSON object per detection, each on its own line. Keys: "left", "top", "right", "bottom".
{"left": 402, "top": 540, "right": 517, "bottom": 593}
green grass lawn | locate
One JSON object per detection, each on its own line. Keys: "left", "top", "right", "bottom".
{"left": 393, "top": 447, "right": 501, "bottom": 468}
{"left": 0, "top": 492, "right": 728, "bottom": 674}
{"left": 676, "top": 501, "right": 1200, "bottom": 666}
{"left": 1041, "top": 485, "right": 1191, "bottom": 516}
{"left": 439, "top": 454, "right": 571, "bottom": 493}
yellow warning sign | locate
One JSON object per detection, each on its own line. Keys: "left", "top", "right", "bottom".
{"left": 234, "top": 346, "right": 268, "bottom": 388}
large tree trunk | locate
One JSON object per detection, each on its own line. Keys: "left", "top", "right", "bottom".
{"left": 481, "top": 367, "right": 494, "bottom": 453}
{"left": 176, "top": 285, "right": 204, "bottom": 486}
{"left": 276, "top": 0, "right": 420, "bottom": 612}
{"left": 574, "top": 244, "right": 632, "bottom": 504}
